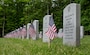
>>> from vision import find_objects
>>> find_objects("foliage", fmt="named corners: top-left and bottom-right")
top-left (0, 0), bottom-right (90, 36)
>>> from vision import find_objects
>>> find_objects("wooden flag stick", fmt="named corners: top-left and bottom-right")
top-left (48, 38), bottom-right (51, 48)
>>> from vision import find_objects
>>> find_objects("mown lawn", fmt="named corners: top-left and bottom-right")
top-left (0, 36), bottom-right (90, 55)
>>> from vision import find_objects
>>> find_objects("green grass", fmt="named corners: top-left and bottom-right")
top-left (0, 36), bottom-right (90, 55)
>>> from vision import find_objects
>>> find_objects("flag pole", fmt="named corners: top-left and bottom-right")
top-left (48, 13), bottom-right (53, 48)
top-left (48, 38), bottom-right (51, 48)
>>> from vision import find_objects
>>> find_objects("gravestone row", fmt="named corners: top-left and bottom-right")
top-left (4, 3), bottom-right (82, 47)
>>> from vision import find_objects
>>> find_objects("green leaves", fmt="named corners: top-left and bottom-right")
top-left (0, 0), bottom-right (90, 36)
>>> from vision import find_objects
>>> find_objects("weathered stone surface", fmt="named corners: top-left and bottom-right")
top-left (63, 3), bottom-right (80, 46)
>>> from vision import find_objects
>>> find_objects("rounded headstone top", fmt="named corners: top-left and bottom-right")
top-left (58, 29), bottom-right (63, 33)
top-left (43, 15), bottom-right (53, 21)
top-left (44, 15), bottom-right (52, 18)
top-left (17, 28), bottom-right (19, 30)
top-left (64, 3), bottom-right (78, 11)
top-left (20, 27), bottom-right (22, 29)
top-left (27, 23), bottom-right (31, 25)
top-left (15, 29), bottom-right (17, 31)
top-left (34, 20), bottom-right (39, 21)
top-left (81, 26), bottom-right (84, 28)
top-left (40, 31), bottom-right (42, 34)
top-left (23, 25), bottom-right (26, 28)
top-left (33, 20), bottom-right (39, 22)
top-left (52, 0), bottom-right (57, 2)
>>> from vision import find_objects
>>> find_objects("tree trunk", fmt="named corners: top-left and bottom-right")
top-left (2, 16), bottom-right (5, 37)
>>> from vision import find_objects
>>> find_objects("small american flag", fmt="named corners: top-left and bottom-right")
top-left (19, 28), bottom-right (22, 37)
top-left (22, 27), bottom-right (26, 36)
top-left (45, 16), bottom-right (57, 40)
top-left (29, 23), bottom-right (36, 37)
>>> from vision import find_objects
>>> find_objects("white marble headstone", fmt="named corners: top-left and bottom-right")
top-left (20, 27), bottom-right (22, 39)
top-left (43, 15), bottom-right (53, 42)
top-left (27, 23), bottom-right (31, 39)
top-left (58, 28), bottom-right (63, 38)
top-left (22, 25), bottom-right (26, 39)
top-left (33, 20), bottom-right (39, 40)
top-left (39, 31), bottom-right (43, 38)
top-left (63, 3), bottom-right (80, 46)
top-left (17, 28), bottom-right (19, 38)
top-left (80, 26), bottom-right (84, 39)
top-left (17, 28), bottom-right (20, 38)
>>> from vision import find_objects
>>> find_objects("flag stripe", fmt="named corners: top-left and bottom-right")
top-left (29, 23), bottom-right (36, 37)
top-left (45, 16), bottom-right (57, 40)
